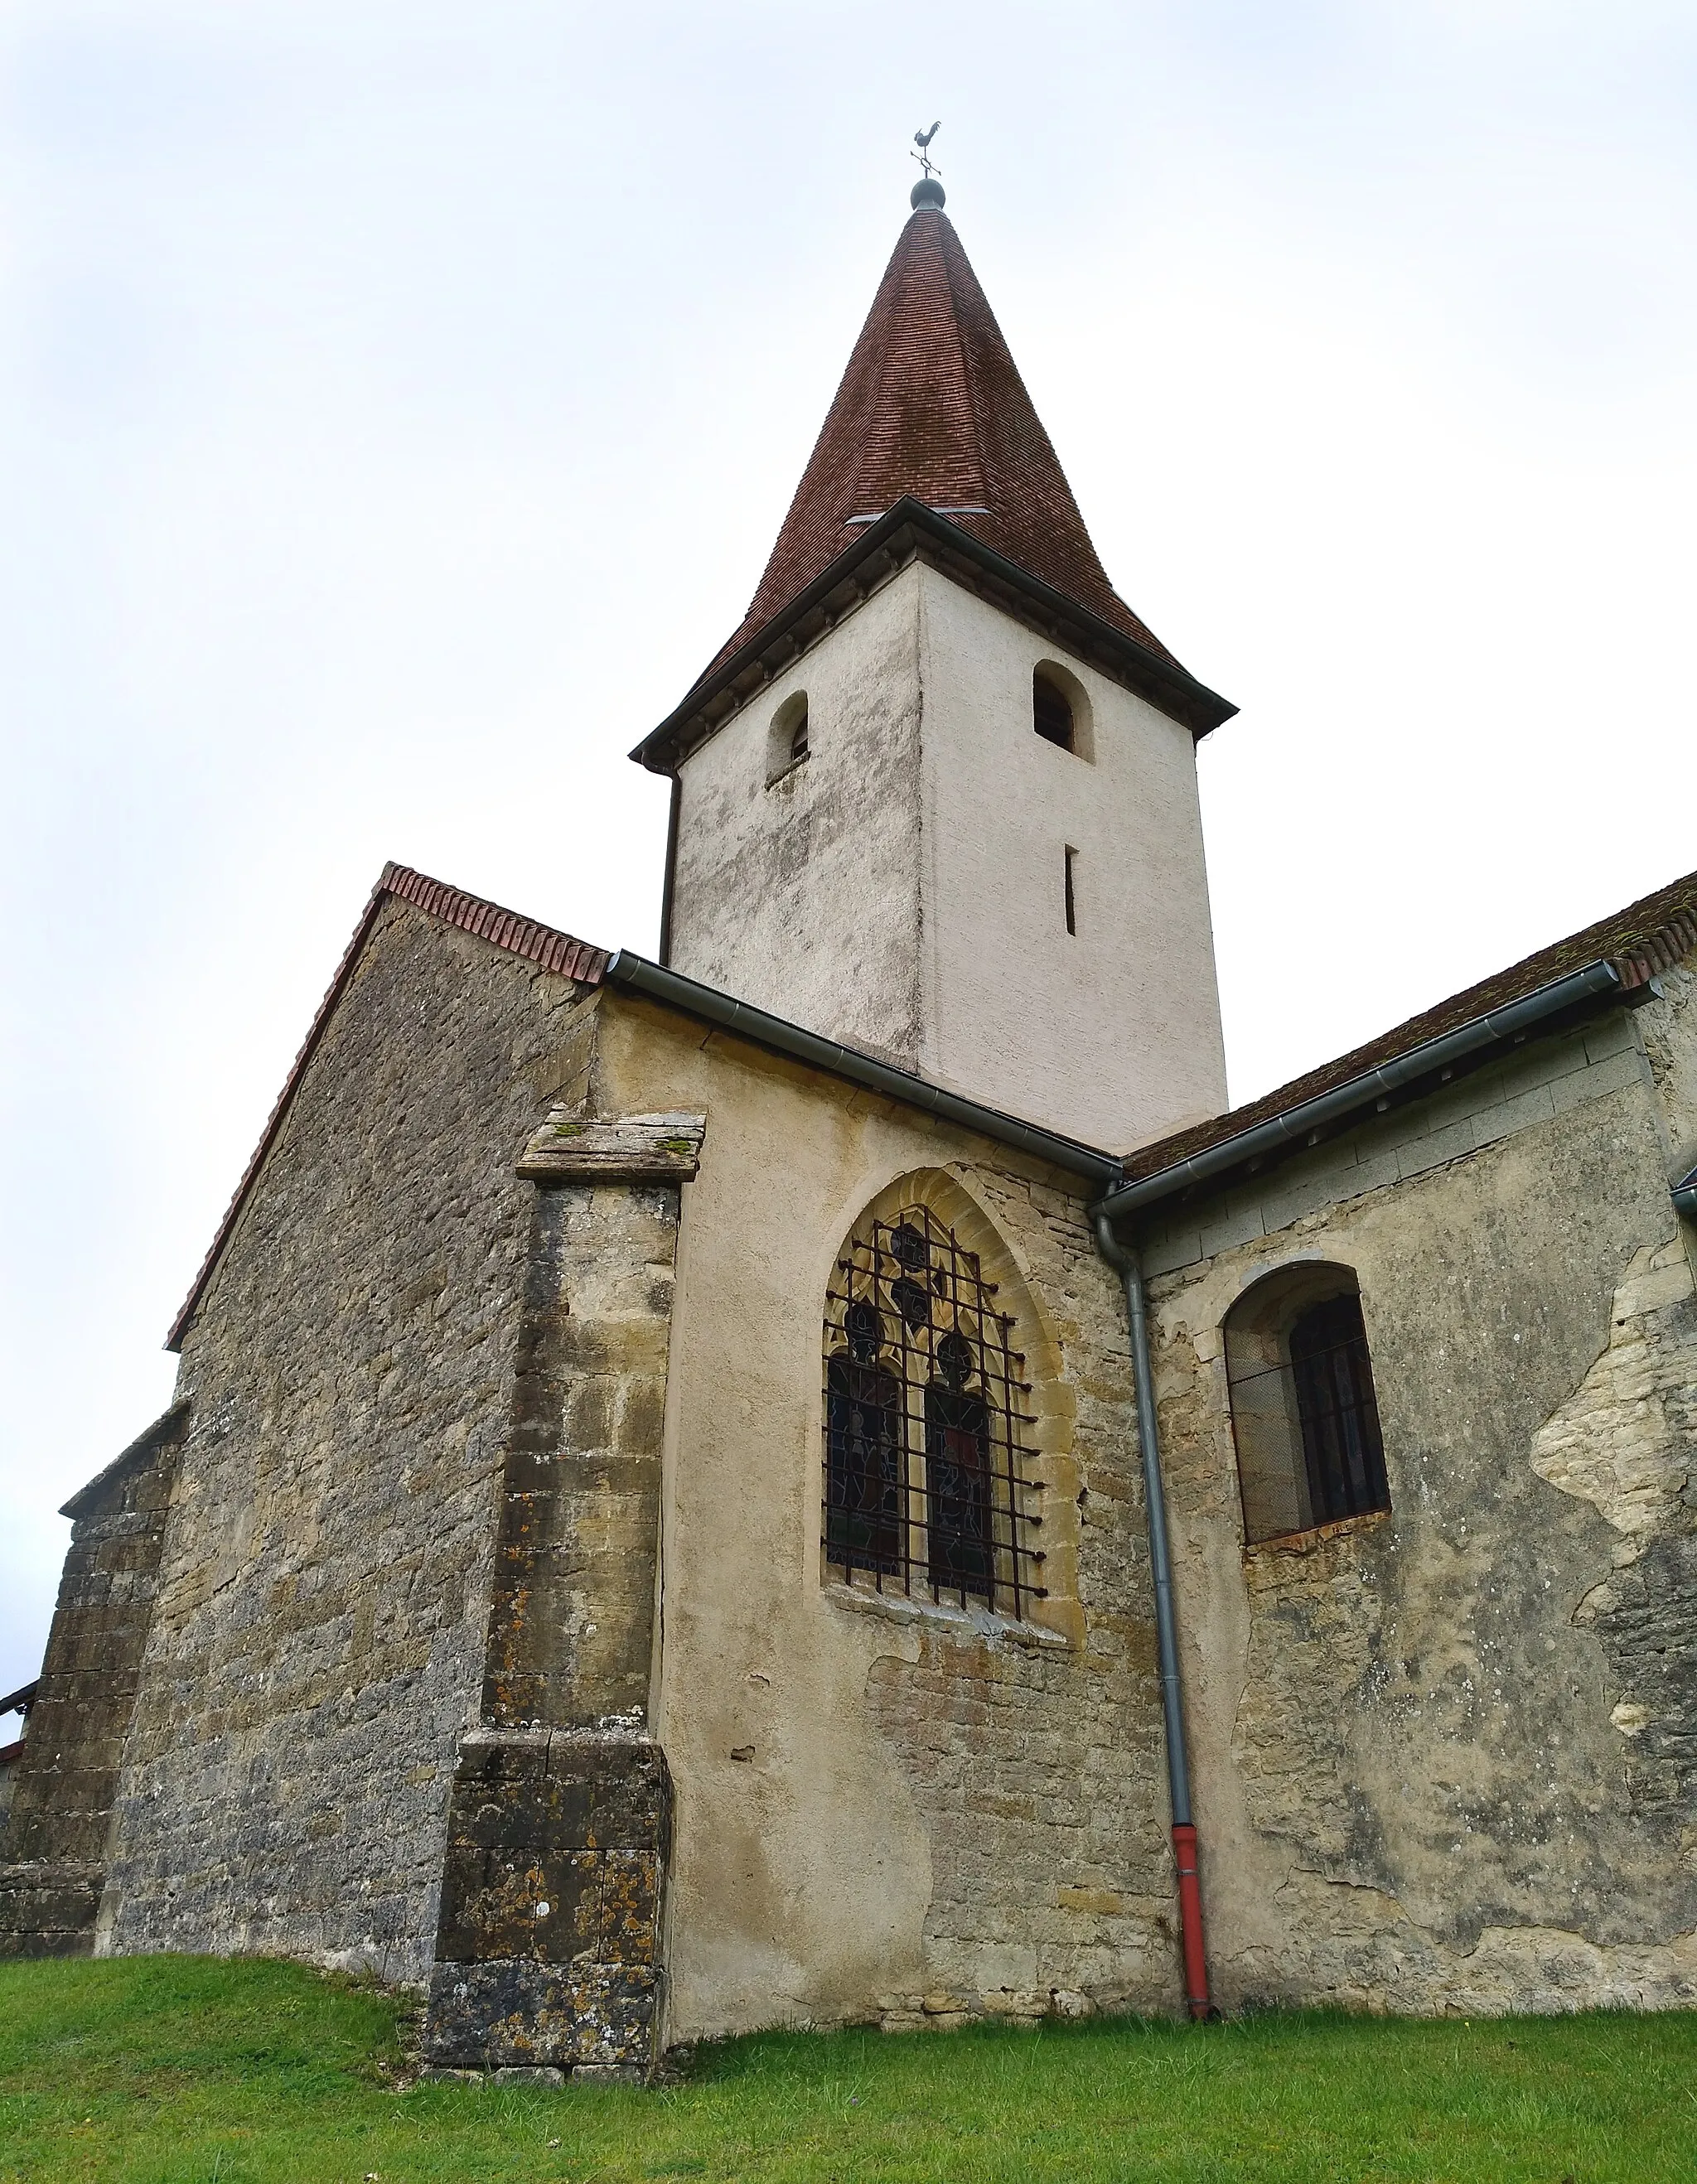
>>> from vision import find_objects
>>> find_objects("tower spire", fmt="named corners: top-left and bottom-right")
top-left (702, 194), bottom-right (1178, 679)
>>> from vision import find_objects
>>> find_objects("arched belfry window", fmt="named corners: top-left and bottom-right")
top-left (1224, 1264), bottom-right (1390, 1545)
top-left (824, 1203), bottom-right (1042, 1616)
top-left (1032, 670), bottom-right (1074, 751)
top-left (767, 692), bottom-right (809, 783)
top-left (1031, 662), bottom-right (1094, 761)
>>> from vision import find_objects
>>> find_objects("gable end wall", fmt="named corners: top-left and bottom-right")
top-left (98, 900), bottom-right (596, 1983)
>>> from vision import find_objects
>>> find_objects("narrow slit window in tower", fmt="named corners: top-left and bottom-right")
top-left (1064, 846), bottom-right (1078, 935)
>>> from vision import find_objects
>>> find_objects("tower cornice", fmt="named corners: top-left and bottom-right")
top-left (630, 496), bottom-right (1236, 776)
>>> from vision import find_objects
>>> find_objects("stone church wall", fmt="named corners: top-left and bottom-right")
top-left (97, 900), bottom-right (596, 1983)
top-left (1142, 992), bottom-right (1697, 2015)
top-left (668, 567), bottom-right (926, 1071)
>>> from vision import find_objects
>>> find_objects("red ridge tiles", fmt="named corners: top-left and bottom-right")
top-left (382, 863), bottom-right (610, 986)
top-left (705, 205), bottom-right (1177, 678)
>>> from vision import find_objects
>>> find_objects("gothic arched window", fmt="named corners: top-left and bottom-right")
top-left (824, 1204), bottom-right (1042, 1616)
top-left (824, 1301), bottom-right (903, 1575)
top-left (926, 1331), bottom-right (993, 1594)
top-left (1224, 1264), bottom-right (1390, 1545)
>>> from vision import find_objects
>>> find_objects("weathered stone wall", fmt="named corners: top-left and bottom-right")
top-left (858, 1165), bottom-right (1175, 2027)
top-left (0, 1413), bottom-right (184, 1956)
top-left (669, 565), bottom-right (926, 1070)
top-left (1641, 959), bottom-right (1697, 1198)
top-left (1143, 994), bottom-right (1697, 2014)
top-left (99, 901), bottom-right (595, 1983)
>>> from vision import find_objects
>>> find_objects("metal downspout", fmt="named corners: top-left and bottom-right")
top-left (1091, 1210), bottom-right (1212, 2020)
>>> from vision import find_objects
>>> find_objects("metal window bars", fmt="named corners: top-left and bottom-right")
top-left (823, 1205), bottom-right (1043, 1618)
top-left (1287, 1296), bottom-right (1389, 1524)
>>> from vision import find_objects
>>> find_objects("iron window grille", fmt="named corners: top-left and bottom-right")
top-left (1286, 1294), bottom-right (1388, 1523)
top-left (1227, 1291), bottom-right (1389, 1532)
top-left (824, 1206), bottom-right (1043, 1617)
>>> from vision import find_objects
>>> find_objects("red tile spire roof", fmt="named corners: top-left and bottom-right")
top-left (707, 201), bottom-right (1178, 675)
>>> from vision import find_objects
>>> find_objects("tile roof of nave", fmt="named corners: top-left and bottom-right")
top-left (1122, 866), bottom-right (1697, 1182)
top-left (699, 201), bottom-right (1180, 683)
top-left (165, 859), bottom-right (1697, 1352)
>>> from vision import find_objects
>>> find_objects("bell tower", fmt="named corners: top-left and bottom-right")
top-left (631, 176), bottom-right (1235, 1154)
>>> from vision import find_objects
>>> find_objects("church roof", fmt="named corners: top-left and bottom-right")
top-left (1119, 864), bottom-right (1697, 1191)
top-left (633, 201), bottom-right (1237, 771)
top-left (167, 857), bottom-right (1696, 1351)
top-left (701, 201), bottom-right (1181, 683)
top-left (630, 191), bottom-right (1241, 769)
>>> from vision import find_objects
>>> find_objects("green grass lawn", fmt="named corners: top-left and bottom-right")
top-left (1, 1956), bottom-right (1692, 2183)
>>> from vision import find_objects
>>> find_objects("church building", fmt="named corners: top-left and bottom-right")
top-left (3, 174), bottom-right (1694, 2073)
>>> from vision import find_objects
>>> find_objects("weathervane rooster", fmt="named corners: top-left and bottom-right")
top-left (911, 121), bottom-right (941, 181)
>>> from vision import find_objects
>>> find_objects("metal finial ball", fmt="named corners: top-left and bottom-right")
top-left (910, 176), bottom-right (946, 210)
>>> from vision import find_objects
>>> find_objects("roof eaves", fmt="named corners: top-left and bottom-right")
top-left (1110, 880), bottom-right (1697, 1210)
top-left (604, 948), bottom-right (1122, 1189)
top-left (164, 865), bottom-right (609, 1352)
top-left (1097, 959), bottom-right (1627, 1226)
top-left (631, 498), bottom-right (1236, 775)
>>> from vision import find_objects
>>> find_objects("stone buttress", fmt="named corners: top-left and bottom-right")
top-left (0, 1408), bottom-right (187, 1956)
top-left (422, 1111), bottom-right (706, 2077)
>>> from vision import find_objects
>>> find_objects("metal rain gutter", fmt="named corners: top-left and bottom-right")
top-left (602, 953), bottom-right (1123, 1190)
top-left (1675, 1169), bottom-right (1697, 1221)
top-left (1090, 1213), bottom-right (1211, 2018)
top-left (1095, 959), bottom-right (1625, 1226)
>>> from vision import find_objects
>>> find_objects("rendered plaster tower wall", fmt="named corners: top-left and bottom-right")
top-left (667, 568), bottom-right (926, 1073)
top-left (665, 559), bottom-right (1227, 1153)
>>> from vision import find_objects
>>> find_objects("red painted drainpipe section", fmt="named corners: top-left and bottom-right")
top-left (1172, 1824), bottom-right (1209, 2017)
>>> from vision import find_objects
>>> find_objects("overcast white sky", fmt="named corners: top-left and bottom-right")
top-left (3, 0), bottom-right (1694, 1694)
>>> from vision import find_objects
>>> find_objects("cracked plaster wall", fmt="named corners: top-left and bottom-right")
top-left (1148, 991), bottom-right (1697, 2015)
top-left (588, 999), bottom-right (1177, 2039)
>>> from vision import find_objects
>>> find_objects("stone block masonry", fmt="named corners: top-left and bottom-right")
top-left (0, 1407), bottom-right (186, 1957)
top-left (423, 1113), bottom-right (703, 2076)
top-left (97, 903), bottom-right (599, 1983)
top-left (423, 1727), bottom-right (670, 2072)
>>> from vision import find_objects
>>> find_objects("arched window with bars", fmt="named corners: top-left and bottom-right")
top-left (1224, 1263), bottom-right (1390, 1545)
top-left (824, 1200), bottom-right (1043, 1618)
